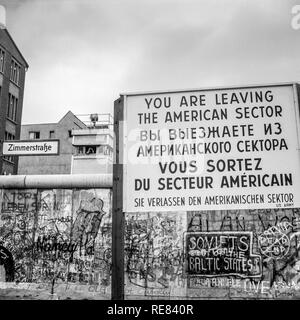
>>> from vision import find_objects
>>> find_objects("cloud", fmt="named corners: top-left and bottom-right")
top-left (1, 0), bottom-right (299, 123)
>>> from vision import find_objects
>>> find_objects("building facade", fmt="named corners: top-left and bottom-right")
top-left (18, 111), bottom-right (86, 174)
top-left (0, 28), bottom-right (28, 175)
top-left (71, 114), bottom-right (113, 174)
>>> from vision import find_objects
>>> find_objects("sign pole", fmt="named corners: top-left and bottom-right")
top-left (112, 96), bottom-right (125, 300)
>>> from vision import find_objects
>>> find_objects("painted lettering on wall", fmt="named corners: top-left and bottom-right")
top-left (185, 232), bottom-right (262, 278)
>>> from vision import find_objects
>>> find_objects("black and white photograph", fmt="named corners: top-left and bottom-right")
top-left (0, 0), bottom-right (300, 310)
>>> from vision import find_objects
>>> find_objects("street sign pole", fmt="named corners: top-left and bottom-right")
top-left (112, 96), bottom-right (125, 300)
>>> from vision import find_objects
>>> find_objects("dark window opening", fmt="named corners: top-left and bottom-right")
top-left (10, 58), bottom-right (21, 85)
top-left (29, 131), bottom-right (40, 139)
top-left (0, 48), bottom-right (5, 72)
top-left (76, 145), bottom-right (97, 155)
top-left (3, 131), bottom-right (15, 163)
top-left (7, 93), bottom-right (18, 122)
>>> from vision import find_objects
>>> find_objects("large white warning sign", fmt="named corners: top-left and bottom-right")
top-left (122, 84), bottom-right (300, 212)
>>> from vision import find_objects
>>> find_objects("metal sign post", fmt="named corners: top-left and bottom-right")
top-left (112, 96), bottom-right (125, 300)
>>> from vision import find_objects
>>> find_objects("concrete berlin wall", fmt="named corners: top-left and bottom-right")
top-left (1, 180), bottom-right (300, 299)
top-left (125, 209), bottom-right (300, 299)
top-left (0, 187), bottom-right (112, 299)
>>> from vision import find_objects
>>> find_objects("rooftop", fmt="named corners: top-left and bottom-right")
top-left (75, 113), bottom-right (113, 129)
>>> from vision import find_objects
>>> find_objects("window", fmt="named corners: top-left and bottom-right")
top-left (29, 131), bottom-right (40, 139)
top-left (3, 131), bottom-right (15, 163)
top-left (98, 145), bottom-right (104, 154)
top-left (68, 130), bottom-right (72, 138)
top-left (5, 131), bottom-right (15, 140)
top-left (104, 146), bottom-right (110, 155)
top-left (7, 93), bottom-right (18, 122)
top-left (86, 146), bottom-right (96, 154)
top-left (49, 131), bottom-right (55, 138)
top-left (76, 145), bottom-right (97, 155)
top-left (10, 58), bottom-right (21, 85)
top-left (0, 48), bottom-right (5, 73)
top-left (78, 146), bottom-right (84, 154)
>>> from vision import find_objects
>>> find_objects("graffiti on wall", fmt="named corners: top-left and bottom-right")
top-left (185, 232), bottom-right (262, 278)
top-left (1, 186), bottom-right (300, 299)
top-left (258, 223), bottom-right (291, 259)
top-left (185, 209), bottom-right (300, 298)
top-left (124, 208), bottom-right (300, 299)
top-left (0, 245), bottom-right (14, 282)
top-left (0, 188), bottom-right (112, 297)
top-left (124, 212), bottom-right (186, 297)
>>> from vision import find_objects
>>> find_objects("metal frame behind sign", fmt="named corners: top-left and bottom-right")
top-left (293, 83), bottom-right (300, 151)
top-left (112, 96), bottom-right (125, 300)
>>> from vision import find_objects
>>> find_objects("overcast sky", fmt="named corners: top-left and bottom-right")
top-left (1, 0), bottom-right (300, 124)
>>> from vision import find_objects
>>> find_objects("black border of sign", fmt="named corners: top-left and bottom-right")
top-left (2, 139), bottom-right (60, 156)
